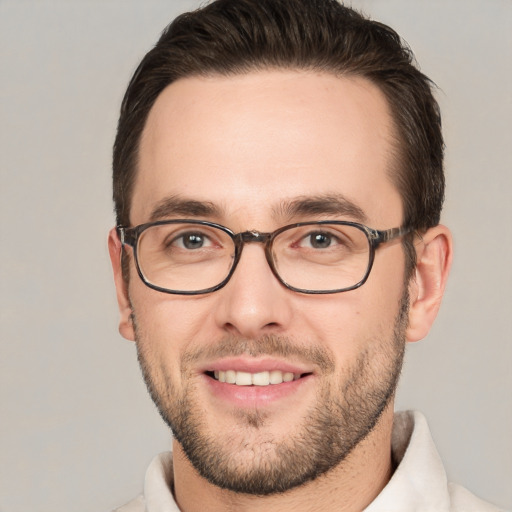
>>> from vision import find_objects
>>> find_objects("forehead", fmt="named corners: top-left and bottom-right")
top-left (133, 70), bottom-right (402, 228)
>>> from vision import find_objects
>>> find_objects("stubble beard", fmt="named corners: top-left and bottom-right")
top-left (133, 292), bottom-right (408, 495)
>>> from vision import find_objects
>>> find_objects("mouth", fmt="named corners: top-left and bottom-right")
top-left (202, 359), bottom-right (315, 407)
top-left (205, 369), bottom-right (311, 386)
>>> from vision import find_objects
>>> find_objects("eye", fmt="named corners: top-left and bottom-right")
top-left (299, 231), bottom-right (340, 249)
top-left (171, 232), bottom-right (213, 250)
top-left (308, 232), bottom-right (332, 249)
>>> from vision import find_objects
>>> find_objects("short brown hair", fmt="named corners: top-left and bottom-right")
top-left (113, 0), bottom-right (444, 252)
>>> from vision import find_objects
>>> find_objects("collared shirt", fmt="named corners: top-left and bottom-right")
top-left (114, 411), bottom-right (503, 512)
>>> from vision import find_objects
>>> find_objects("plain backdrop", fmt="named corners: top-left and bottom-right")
top-left (1, 1), bottom-right (511, 511)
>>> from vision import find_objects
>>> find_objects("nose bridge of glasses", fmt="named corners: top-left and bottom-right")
top-left (235, 230), bottom-right (275, 269)
top-left (231, 230), bottom-right (280, 287)
top-left (239, 230), bottom-right (272, 244)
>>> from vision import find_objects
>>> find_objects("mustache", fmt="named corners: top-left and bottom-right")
top-left (181, 334), bottom-right (335, 373)
top-left (130, 308), bottom-right (335, 372)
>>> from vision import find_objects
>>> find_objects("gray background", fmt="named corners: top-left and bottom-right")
top-left (1, 0), bottom-right (510, 510)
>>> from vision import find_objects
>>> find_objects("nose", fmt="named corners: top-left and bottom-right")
top-left (213, 243), bottom-right (293, 339)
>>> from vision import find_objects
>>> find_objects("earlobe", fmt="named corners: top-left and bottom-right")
top-left (108, 228), bottom-right (136, 342)
top-left (406, 225), bottom-right (453, 342)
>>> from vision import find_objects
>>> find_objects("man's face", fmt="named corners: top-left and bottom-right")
top-left (121, 71), bottom-right (410, 494)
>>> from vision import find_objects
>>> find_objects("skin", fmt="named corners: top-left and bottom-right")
top-left (109, 70), bottom-right (452, 511)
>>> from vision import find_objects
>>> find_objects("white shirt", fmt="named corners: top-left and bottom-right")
top-left (114, 411), bottom-right (503, 512)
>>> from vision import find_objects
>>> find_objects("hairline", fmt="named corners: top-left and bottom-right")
top-left (128, 66), bottom-right (407, 227)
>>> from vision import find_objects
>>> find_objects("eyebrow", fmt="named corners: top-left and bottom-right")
top-left (274, 194), bottom-right (368, 223)
top-left (148, 193), bottom-right (367, 225)
top-left (149, 195), bottom-right (223, 222)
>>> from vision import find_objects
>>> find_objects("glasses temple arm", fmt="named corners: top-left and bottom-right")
top-left (116, 226), bottom-right (137, 247)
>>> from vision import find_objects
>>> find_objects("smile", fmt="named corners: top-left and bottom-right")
top-left (210, 370), bottom-right (304, 386)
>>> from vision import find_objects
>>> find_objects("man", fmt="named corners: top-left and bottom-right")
top-left (108, 0), bottom-right (500, 510)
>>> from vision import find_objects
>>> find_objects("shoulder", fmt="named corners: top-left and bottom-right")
top-left (112, 494), bottom-right (145, 512)
top-left (449, 483), bottom-right (507, 512)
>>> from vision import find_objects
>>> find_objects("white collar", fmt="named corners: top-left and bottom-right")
top-left (123, 411), bottom-right (493, 512)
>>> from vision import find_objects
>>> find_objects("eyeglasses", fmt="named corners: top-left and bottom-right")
top-left (117, 220), bottom-right (412, 295)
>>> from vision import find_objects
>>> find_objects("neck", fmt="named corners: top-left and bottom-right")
top-left (172, 406), bottom-right (395, 512)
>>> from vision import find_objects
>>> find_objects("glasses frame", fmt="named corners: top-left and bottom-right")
top-left (117, 219), bottom-right (413, 295)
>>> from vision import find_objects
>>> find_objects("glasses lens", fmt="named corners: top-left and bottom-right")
top-left (137, 223), bottom-right (235, 292)
top-left (272, 223), bottom-right (371, 292)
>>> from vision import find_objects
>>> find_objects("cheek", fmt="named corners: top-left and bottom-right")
top-left (129, 280), bottom-right (217, 357)
top-left (296, 264), bottom-right (406, 358)
top-left (297, 295), bottom-right (385, 344)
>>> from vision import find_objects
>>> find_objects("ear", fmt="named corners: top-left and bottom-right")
top-left (406, 225), bottom-right (453, 342)
top-left (108, 227), bottom-right (136, 341)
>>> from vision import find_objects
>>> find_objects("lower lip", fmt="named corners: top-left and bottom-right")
top-left (203, 373), bottom-right (313, 408)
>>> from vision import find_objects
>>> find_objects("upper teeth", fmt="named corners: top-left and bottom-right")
top-left (213, 370), bottom-right (301, 386)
